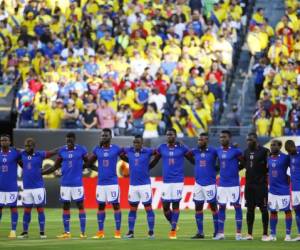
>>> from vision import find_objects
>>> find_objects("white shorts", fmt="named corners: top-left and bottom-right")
top-left (60, 186), bottom-right (84, 202)
top-left (128, 184), bottom-right (152, 204)
top-left (193, 184), bottom-right (216, 203)
top-left (217, 186), bottom-right (241, 205)
top-left (96, 185), bottom-right (119, 204)
top-left (0, 192), bottom-right (18, 206)
top-left (268, 193), bottom-right (291, 211)
top-left (292, 191), bottom-right (300, 207)
top-left (161, 182), bottom-right (184, 202)
top-left (23, 188), bottom-right (46, 206)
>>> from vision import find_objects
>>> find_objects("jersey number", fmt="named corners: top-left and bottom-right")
top-left (103, 160), bottom-right (109, 167)
top-left (169, 158), bottom-right (175, 166)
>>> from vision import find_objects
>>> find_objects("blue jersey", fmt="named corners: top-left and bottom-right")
top-left (21, 151), bottom-right (46, 189)
top-left (124, 147), bottom-right (154, 186)
top-left (59, 145), bottom-right (88, 187)
top-left (268, 153), bottom-right (290, 195)
top-left (0, 148), bottom-right (20, 192)
top-left (217, 147), bottom-right (242, 187)
top-left (157, 143), bottom-right (189, 183)
top-left (93, 144), bottom-right (121, 185)
top-left (192, 146), bottom-right (217, 186)
top-left (289, 147), bottom-right (300, 191)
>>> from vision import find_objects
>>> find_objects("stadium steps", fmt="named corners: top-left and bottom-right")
top-left (220, 0), bottom-right (285, 127)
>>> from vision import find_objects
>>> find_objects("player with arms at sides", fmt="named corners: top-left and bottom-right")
top-left (18, 138), bottom-right (59, 239)
top-left (150, 128), bottom-right (194, 239)
top-left (122, 135), bottom-right (156, 239)
top-left (266, 139), bottom-right (292, 241)
top-left (190, 132), bottom-right (218, 239)
top-left (0, 134), bottom-right (21, 238)
top-left (285, 140), bottom-right (300, 241)
top-left (214, 130), bottom-right (243, 241)
top-left (42, 132), bottom-right (89, 239)
top-left (88, 128), bottom-right (127, 239)
top-left (242, 133), bottom-right (269, 241)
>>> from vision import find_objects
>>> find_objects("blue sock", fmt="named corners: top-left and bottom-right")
top-left (23, 207), bottom-right (32, 232)
top-left (234, 205), bottom-right (242, 234)
top-left (212, 211), bottom-right (218, 235)
top-left (171, 209), bottom-right (180, 230)
top-left (79, 209), bottom-right (86, 233)
top-left (145, 206), bottom-right (155, 232)
top-left (0, 207), bottom-right (2, 222)
top-left (295, 207), bottom-right (300, 234)
top-left (63, 210), bottom-right (70, 233)
top-left (285, 211), bottom-right (292, 235)
top-left (128, 209), bottom-right (137, 232)
top-left (270, 212), bottom-right (278, 235)
top-left (195, 211), bottom-right (203, 234)
top-left (10, 208), bottom-right (18, 231)
top-left (114, 210), bottom-right (122, 231)
top-left (37, 208), bottom-right (45, 232)
top-left (218, 205), bottom-right (226, 234)
top-left (164, 210), bottom-right (172, 224)
top-left (97, 210), bottom-right (106, 231)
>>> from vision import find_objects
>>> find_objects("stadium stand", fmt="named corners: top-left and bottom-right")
top-left (0, 0), bottom-right (252, 136)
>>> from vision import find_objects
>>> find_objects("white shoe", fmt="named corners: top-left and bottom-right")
top-left (235, 233), bottom-right (242, 241)
top-left (213, 233), bottom-right (225, 240)
top-left (243, 234), bottom-right (253, 240)
top-left (292, 236), bottom-right (300, 241)
top-left (284, 235), bottom-right (292, 241)
top-left (261, 235), bottom-right (269, 241)
top-left (268, 235), bottom-right (277, 241)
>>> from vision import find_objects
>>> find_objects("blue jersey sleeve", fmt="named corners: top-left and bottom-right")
top-left (156, 145), bottom-right (163, 155)
top-left (81, 146), bottom-right (88, 157)
top-left (39, 151), bottom-right (47, 160)
top-left (181, 144), bottom-right (189, 155)
top-left (92, 146), bottom-right (98, 155)
top-left (235, 148), bottom-right (243, 158)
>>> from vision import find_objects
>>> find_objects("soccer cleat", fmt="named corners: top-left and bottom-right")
top-left (148, 231), bottom-right (155, 239)
top-left (80, 233), bottom-right (87, 239)
top-left (17, 232), bottom-right (28, 239)
top-left (114, 230), bottom-right (121, 239)
top-left (92, 231), bottom-right (105, 239)
top-left (40, 232), bottom-right (47, 239)
top-left (213, 233), bottom-right (225, 240)
top-left (243, 234), bottom-right (253, 240)
top-left (261, 235), bottom-right (269, 241)
top-left (191, 233), bottom-right (205, 239)
top-left (284, 235), bottom-right (292, 241)
top-left (175, 225), bottom-right (180, 231)
top-left (267, 235), bottom-right (277, 241)
top-left (56, 232), bottom-right (71, 239)
top-left (124, 231), bottom-right (134, 239)
top-left (8, 230), bottom-right (17, 239)
top-left (235, 233), bottom-right (243, 241)
top-left (292, 236), bottom-right (300, 241)
top-left (168, 230), bottom-right (177, 240)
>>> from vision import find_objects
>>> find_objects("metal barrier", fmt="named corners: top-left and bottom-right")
top-left (208, 126), bottom-right (253, 136)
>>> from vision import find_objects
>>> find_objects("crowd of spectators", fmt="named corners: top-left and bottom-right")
top-left (0, 0), bottom-right (248, 137)
top-left (248, 0), bottom-right (300, 137)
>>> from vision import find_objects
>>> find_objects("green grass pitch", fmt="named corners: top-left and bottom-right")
top-left (0, 209), bottom-right (299, 250)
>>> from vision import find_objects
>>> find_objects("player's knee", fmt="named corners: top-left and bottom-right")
top-left (285, 210), bottom-right (292, 217)
top-left (98, 203), bottom-right (106, 211)
top-left (112, 203), bottom-right (120, 211)
top-left (129, 203), bottom-right (138, 211)
top-left (247, 206), bottom-right (255, 213)
top-left (24, 207), bottom-right (32, 213)
top-left (76, 201), bottom-right (84, 210)
top-left (36, 207), bottom-right (44, 213)
top-left (144, 204), bottom-right (152, 211)
top-left (195, 202), bottom-right (204, 212)
top-left (172, 202), bottom-right (180, 210)
top-left (233, 204), bottom-right (241, 209)
top-left (10, 207), bottom-right (17, 212)
top-left (63, 202), bottom-right (71, 210)
top-left (219, 204), bottom-right (226, 211)
top-left (162, 202), bottom-right (170, 212)
top-left (259, 206), bottom-right (268, 213)
top-left (209, 202), bottom-right (218, 212)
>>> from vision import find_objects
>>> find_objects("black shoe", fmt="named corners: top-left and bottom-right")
top-left (148, 230), bottom-right (155, 239)
top-left (124, 231), bottom-right (134, 239)
top-left (191, 233), bottom-right (205, 239)
top-left (18, 232), bottom-right (29, 239)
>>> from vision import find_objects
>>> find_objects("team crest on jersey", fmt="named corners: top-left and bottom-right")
top-left (201, 153), bottom-right (205, 158)
top-left (68, 154), bottom-right (73, 159)
top-left (292, 158), bottom-right (295, 164)
top-left (28, 156), bottom-right (32, 160)
top-left (250, 155), bottom-right (254, 160)
top-left (169, 151), bottom-right (174, 156)
top-left (104, 152), bottom-right (109, 157)
top-left (222, 153), bottom-right (226, 159)
top-left (272, 162), bottom-right (276, 168)
top-left (135, 152), bottom-right (140, 157)
top-left (2, 158), bottom-right (7, 163)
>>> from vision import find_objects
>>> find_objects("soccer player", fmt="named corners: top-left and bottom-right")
top-left (243, 133), bottom-right (269, 241)
top-left (89, 128), bottom-right (125, 239)
top-left (285, 140), bottom-right (300, 241)
top-left (214, 130), bottom-right (243, 240)
top-left (18, 138), bottom-right (59, 239)
top-left (267, 139), bottom-right (292, 241)
top-left (43, 132), bottom-right (89, 239)
top-left (150, 128), bottom-right (193, 239)
top-left (190, 132), bottom-right (218, 239)
top-left (123, 135), bottom-right (155, 239)
top-left (0, 134), bottom-right (20, 238)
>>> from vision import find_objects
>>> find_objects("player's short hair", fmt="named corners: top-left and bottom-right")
top-left (199, 132), bottom-right (208, 137)
top-left (134, 135), bottom-right (143, 140)
top-left (285, 140), bottom-right (295, 147)
top-left (102, 128), bottom-right (112, 136)
top-left (0, 134), bottom-right (10, 139)
top-left (247, 132), bottom-right (257, 138)
top-left (66, 132), bottom-right (76, 139)
top-left (25, 137), bottom-right (35, 145)
top-left (166, 128), bottom-right (177, 135)
top-left (220, 130), bottom-right (231, 137)
top-left (272, 139), bottom-right (282, 147)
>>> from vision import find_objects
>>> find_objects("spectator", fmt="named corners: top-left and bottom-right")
top-left (252, 58), bottom-right (267, 100)
top-left (79, 102), bottom-right (97, 130)
top-left (63, 99), bottom-right (80, 129)
top-left (116, 105), bottom-right (132, 136)
top-left (269, 108), bottom-right (285, 137)
top-left (44, 99), bottom-right (64, 129)
top-left (143, 103), bottom-right (160, 138)
top-left (96, 99), bottom-right (116, 130)
top-left (255, 109), bottom-right (270, 136)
